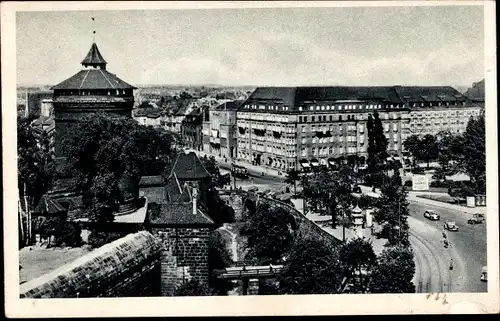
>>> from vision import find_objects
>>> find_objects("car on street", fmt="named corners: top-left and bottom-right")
top-left (444, 221), bottom-right (459, 232)
top-left (468, 213), bottom-right (485, 225)
top-left (423, 210), bottom-right (440, 221)
top-left (481, 266), bottom-right (488, 282)
top-left (248, 186), bottom-right (259, 192)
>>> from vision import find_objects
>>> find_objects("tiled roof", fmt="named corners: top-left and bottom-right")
top-left (133, 108), bottom-right (162, 118)
top-left (81, 43), bottom-right (107, 65)
top-left (33, 195), bottom-right (67, 215)
top-left (147, 202), bottom-right (215, 226)
top-left (51, 69), bottom-right (136, 90)
top-left (240, 86), bottom-right (470, 113)
top-left (164, 173), bottom-right (192, 202)
top-left (169, 152), bottom-right (210, 181)
top-left (139, 175), bottom-right (164, 187)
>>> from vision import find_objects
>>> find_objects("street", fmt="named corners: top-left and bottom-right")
top-left (408, 202), bottom-right (487, 293)
top-left (219, 165), bottom-right (488, 293)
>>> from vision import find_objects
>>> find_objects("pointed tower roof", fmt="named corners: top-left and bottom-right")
top-left (81, 43), bottom-right (107, 66)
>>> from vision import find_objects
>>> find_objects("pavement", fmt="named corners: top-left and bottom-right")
top-left (290, 198), bottom-right (388, 255)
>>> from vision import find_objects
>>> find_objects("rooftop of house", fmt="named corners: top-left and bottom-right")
top-left (146, 202), bottom-right (214, 226)
top-left (169, 151), bottom-right (210, 181)
top-left (33, 195), bottom-right (66, 215)
top-left (239, 85), bottom-right (471, 113)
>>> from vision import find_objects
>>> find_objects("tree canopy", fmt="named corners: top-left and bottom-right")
top-left (303, 165), bottom-right (354, 229)
top-left (208, 231), bottom-right (234, 295)
top-left (61, 113), bottom-right (179, 222)
top-left (366, 111), bottom-right (389, 189)
top-left (278, 237), bottom-right (344, 294)
top-left (370, 246), bottom-right (416, 293)
top-left (17, 115), bottom-right (56, 208)
top-left (339, 237), bottom-right (376, 293)
top-left (240, 202), bottom-right (295, 265)
top-left (284, 169), bottom-right (301, 196)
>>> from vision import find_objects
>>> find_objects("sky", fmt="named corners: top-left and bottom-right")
top-left (16, 5), bottom-right (485, 87)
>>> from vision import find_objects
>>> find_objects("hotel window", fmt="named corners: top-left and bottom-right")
top-left (327, 106), bottom-right (330, 110)
top-left (312, 116), bottom-right (315, 122)
top-left (323, 115), bottom-right (327, 121)
top-left (321, 106), bottom-right (325, 111)
top-left (339, 115), bottom-right (342, 121)
top-left (329, 147), bottom-right (333, 154)
top-left (302, 126), bottom-right (306, 133)
top-left (310, 106), bottom-right (314, 111)
top-left (301, 138), bottom-right (307, 144)
top-left (312, 147), bottom-right (316, 155)
top-left (339, 146), bottom-right (344, 153)
top-left (330, 115), bottom-right (333, 121)
top-left (301, 148), bottom-right (306, 157)
top-left (316, 106), bottom-right (320, 111)
top-left (339, 105), bottom-right (343, 110)
top-left (384, 124), bottom-right (390, 132)
top-left (299, 106), bottom-right (303, 111)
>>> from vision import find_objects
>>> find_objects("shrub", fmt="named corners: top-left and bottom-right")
top-left (174, 279), bottom-right (210, 296)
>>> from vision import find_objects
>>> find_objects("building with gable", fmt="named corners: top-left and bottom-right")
top-left (143, 151), bottom-right (216, 295)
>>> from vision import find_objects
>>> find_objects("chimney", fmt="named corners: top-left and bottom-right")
top-left (192, 187), bottom-right (198, 215)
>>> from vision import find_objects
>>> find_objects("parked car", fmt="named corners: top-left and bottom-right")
top-left (444, 221), bottom-right (459, 232)
top-left (481, 266), bottom-right (488, 282)
top-left (468, 213), bottom-right (485, 225)
top-left (423, 210), bottom-right (440, 221)
top-left (248, 186), bottom-right (259, 192)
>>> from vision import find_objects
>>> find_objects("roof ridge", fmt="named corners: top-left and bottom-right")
top-left (79, 70), bottom-right (90, 89)
top-left (99, 69), bottom-right (115, 89)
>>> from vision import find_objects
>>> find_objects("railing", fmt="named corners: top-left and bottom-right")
top-left (219, 265), bottom-right (283, 280)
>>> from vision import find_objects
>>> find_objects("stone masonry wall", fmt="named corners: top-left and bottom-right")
top-left (20, 231), bottom-right (161, 298)
top-left (151, 227), bottom-right (212, 296)
top-left (220, 190), bottom-right (343, 250)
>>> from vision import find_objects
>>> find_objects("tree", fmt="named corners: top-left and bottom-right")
top-left (17, 116), bottom-right (55, 209)
top-left (284, 169), bottom-right (300, 196)
top-left (434, 131), bottom-right (464, 181)
top-left (278, 237), bottom-right (344, 294)
top-left (61, 113), bottom-right (178, 223)
top-left (460, 113), bottom-right (486, 194)
top-left (370, 246), bottom-right (416, 293)
top-left (208, 231), bottom-right (234, 295)
top-left (240, 202), bottom-right (294, 265)
top-left (303, 165), bottom-right (354, 229)
top-left (174, 279), bottom-right (210, 296)
top-left (403, 135), bottom-right (423, 166)
top-left (420, 134), bottom-right (439, 169)
top-left (339, 238), bottom-right (376, 293)
top-left (367, 111), bottom-right (389, 190)
top-left (374, 170), bottom-right (410, 246)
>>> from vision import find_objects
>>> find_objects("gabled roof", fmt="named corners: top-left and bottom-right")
top-left (169, 152), bottom-right (210, 181)
top-left (139, 175), bottom-right (164, 187)
top-left (33, 195), bottom-right (67, 215)
top-left (147, 202), bottom-right (215, 226)
top-left (81, 43), bottom-right (107, 65)
top-left (164, 173), bottom-right (192, 202)
top-left (51, 69), bottom-right (136, 90)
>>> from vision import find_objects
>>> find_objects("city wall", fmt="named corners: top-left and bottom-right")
top-left (20, 231), bottom-right (161, 298)
top-left (219, 190), bottom-right (343, 249)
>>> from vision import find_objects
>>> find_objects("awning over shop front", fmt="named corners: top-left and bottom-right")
top-left (328, 158), bottom-right (337, 166)
top-left (300, 159), bottom-right (310, 168)
top-left (310, 159), bottom-right (319, 167)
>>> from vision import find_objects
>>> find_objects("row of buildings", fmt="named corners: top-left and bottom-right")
top-left (21, 41), bottom-right (484, 173)
top-left (137, 85), bottom-right (483, 172)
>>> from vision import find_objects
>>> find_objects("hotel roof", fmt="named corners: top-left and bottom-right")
top-left (239, 86), bottom-right (470, 113)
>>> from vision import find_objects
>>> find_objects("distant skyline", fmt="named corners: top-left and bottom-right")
top-left (17, 5), bottom-right (484, 88)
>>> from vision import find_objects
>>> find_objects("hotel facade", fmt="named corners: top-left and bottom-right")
top-left (234, 86), bottom-right (482, 172)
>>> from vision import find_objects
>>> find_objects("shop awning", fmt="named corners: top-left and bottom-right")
top-left (310, 159), bottom-right (319, 167)
top-left (300, 159), bottom-right (310, 168)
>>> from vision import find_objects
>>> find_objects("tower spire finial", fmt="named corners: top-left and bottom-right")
top-left (91, 17), bottom-right (96, 43)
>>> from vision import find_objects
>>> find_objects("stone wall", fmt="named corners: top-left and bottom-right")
top-left (20, 231), bottom-right (161, 298)
top-left (151, 227), bottom-right (212, 296)
top-left (220, 190), bottom-right (343, 249)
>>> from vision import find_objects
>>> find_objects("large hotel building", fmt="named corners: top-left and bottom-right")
top-left (235, 86), bottom-right (482, 171)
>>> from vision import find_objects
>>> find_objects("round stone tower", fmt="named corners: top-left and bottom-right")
top-left (50, 42), bottom-right (137, 157)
